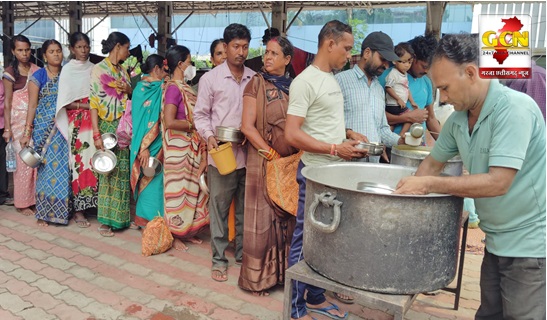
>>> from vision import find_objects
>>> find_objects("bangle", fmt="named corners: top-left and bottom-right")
top-left (330, 144), bottom-right (336, 156)
top-left (4, 129), bottom-right (11, 132)
top-left (25, 123), bottom-right (34, 129)
top-left (23, 128), bottom-right (32, 137)
top-left (77, 102), bottom-right (80, 110)
top-left (93, 132), bottom-right (102, 141)
top-left (267, 147), bottom-right (279, 161)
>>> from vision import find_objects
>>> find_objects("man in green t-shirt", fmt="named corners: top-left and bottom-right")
top-left (395, 34), bottom-right (546, 320)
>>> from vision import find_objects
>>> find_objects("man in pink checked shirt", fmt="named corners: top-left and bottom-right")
top-left (193, 23), bottom-right (256, 282)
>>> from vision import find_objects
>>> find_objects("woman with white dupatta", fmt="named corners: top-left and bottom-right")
top-left (56, 32), bottom-right (98, 228)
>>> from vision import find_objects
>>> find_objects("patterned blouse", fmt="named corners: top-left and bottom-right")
top-left (89, 57), bottom-right (130, 121)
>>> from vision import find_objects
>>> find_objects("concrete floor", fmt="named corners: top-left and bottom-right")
top-left (0, 202), bottom-right (484, 320)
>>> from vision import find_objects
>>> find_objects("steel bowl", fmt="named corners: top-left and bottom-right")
top-left (216, 126), bottom-right (244, 144)
top-left (199, 173), bottom-right (209, 194)
top-left (141, 156), bottom-right (162, 177)
top-left (344, 139), bottom-right (384, 156)
top-left (363, 142), bottom-right (385, 156)
top-left (91, 149), bottom-right (117, 174)
top-left (19, 146), bottom-right (43, 168)
top-left (102, 133), bottom-right (118, 150)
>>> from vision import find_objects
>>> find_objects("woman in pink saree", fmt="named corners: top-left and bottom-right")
top-left (2, 35), bottom-right (38, 216)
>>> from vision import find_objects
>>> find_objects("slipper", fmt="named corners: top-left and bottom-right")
top-left (333, 292), bottom-right (354, 304)
top-left (129, 222), bottom-right (141, 230)
top-left (306, 302), bottom-right (348, 320)
top-left (98, 225), bottom-right (114, 237)
top-left (211, 269), bottom-right (228, 282)
top-left (73, 218), bottom-right (91, 228)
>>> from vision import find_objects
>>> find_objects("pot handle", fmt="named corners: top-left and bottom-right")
top-left (308, 192), bottom-right (342, 234)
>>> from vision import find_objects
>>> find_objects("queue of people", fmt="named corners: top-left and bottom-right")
top-left (1, 19), bottom-right (544, 320)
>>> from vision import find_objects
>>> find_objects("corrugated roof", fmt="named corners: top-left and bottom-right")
top-left (2, 1), bottom-right (443, 20)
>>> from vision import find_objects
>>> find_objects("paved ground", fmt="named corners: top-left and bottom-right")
top-left (0, 203), bottom-right (484, 320)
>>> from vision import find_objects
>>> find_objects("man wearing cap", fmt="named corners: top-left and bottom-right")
top-left (336, 31), bottom-right (404, 163)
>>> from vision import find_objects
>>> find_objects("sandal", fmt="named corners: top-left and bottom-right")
top-left (73, 215), bottom-right (91, 228)
top-left (211, 269), bottom-right (228, 282)
top-left (129, 221), bottom-right (141, 230)
top-left (98, 225), bottom-right (114, 237)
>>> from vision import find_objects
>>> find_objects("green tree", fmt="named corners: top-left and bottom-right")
top-left (247, 47), bottom-right (263, 59)
top-left (349, 18), bottom-right (368, 55)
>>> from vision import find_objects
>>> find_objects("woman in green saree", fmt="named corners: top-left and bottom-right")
top-left (130, 54), bottom-right (168, 226)
top-left (90, 32), bottom-right (132, 237)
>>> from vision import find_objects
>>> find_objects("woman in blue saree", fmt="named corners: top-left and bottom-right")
top-left (130, 54), bottom-right (168, 226)
top-left (20, 40), bottom-right (70, 226)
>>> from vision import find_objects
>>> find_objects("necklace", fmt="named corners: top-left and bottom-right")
top-left (229, 68), bottom-right (244, 84)
top-left (46, 65), bottom-right (60, 78)
top-left (311, 64), bottom-right (325, 72)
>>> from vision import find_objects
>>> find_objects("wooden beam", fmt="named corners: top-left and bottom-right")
top-left (69, 1), bottom-right (83, 34)
top-left (426, 1), bottom-right (447, 39)
top-left (157, 1), bottom-right (173, 56)
top-left (2, 1), bottom-right (15, 67)
top-left (271, 1), bottom-right (287, 35)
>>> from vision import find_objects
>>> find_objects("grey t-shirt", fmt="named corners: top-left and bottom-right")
top-left (287, 66), bottom-right (346, 166)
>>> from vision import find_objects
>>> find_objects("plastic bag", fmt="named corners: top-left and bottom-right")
top-left (116, 100), bottom-right (132, 149)
top-left (141, 214), bottom-right (174, 256)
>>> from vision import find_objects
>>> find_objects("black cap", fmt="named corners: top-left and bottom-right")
top-left (361, 31), bottom-right (399, 62)
top-left (262, 28), bottom-right (281, 44)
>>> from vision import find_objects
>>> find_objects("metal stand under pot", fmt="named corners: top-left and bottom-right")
top-left (282, 162), bottom-right (469, 319)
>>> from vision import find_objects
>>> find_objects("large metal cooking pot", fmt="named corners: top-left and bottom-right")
top-left (391, 145), bottom-right (463, 176)
top-left (302, 163), bottom-right (463, 294)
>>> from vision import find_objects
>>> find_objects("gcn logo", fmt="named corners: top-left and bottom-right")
top-left (478, 15), bottom-right (532, 79)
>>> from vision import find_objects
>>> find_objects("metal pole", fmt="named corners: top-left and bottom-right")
top-left (171, 11), bottom-right (194, 35)
top-left (286, 7), bottom-right (304, 32)
top-left (19, 17), bottom-right (42, 35)
top-left (85, 15), bottom-right (109, 35)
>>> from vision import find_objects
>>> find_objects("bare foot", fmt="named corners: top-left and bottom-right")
top-left (173, 238), bottom-right (188, 251)
top-left (333, 292), bottom-right (354, 304)
top-left (37, 219), bottom-right (48, 227)
top-left (189, 236), bottom-right (202, 244)
top-left (17, 207), bottom-right (35, 216)
top-left (252, 291), bottom-right (270, 297)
